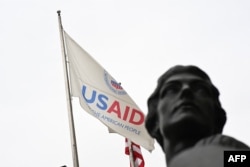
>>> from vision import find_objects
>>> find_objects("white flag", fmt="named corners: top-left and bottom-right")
top-left (64, 31), bottom-right (154, 151)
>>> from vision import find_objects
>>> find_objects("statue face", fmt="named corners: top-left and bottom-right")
top-left (157, 73), bottom-right (217, 139)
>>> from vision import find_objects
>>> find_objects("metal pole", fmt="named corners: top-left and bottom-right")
top-left (128, 139), bottom-right (136, 167)
top-left (57, 10), bottom-right (80, 167)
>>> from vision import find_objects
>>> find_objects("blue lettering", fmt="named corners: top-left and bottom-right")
top-left (97, 94), bottom-right (108, 110)
top-left (82, 85), bottom-right (96, 103)
top-left (82, 85), bottom-right (109, 110)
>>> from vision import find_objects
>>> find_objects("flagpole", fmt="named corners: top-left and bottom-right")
top-left (57, 10), bottom-right (80, 167)
top-left (128, 139), bottom-right (136, 167)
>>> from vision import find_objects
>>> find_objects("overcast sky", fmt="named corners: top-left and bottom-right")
top-left (1, 0), bottom-right (250, 167)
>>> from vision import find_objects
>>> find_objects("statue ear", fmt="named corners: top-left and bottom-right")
top-left (146, 98), bottom-right (164, 149)
top-left (146, 98), bottom-right (159, 136)
top-left (146, 117), bottom-right (164, 150)
top-left (146, 116), bottom-right (160, 137)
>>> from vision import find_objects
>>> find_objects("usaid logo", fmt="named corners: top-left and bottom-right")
top-left (104, 70), bottom-right (127, 95)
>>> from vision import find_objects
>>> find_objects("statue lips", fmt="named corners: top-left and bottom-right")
top-left (172, 102), bottom-right (199, 116)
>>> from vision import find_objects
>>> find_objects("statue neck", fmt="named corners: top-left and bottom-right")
top-left (164, 137), bottom-right (199, 165)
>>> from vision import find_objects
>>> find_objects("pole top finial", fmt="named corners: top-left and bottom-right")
top-left (57, 10), bottom-right (61, 16)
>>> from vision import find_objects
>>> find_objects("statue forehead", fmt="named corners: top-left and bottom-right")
top-left (163, 73), bottom-right (207, 83)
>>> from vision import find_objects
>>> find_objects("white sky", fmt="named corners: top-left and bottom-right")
top-left (1, 0), bottom-right (250, 167)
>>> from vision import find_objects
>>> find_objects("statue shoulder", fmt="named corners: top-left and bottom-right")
top-left (169, 134), bottom-right (249, 167)
top-left (195, 134), bottom-right (249, 149)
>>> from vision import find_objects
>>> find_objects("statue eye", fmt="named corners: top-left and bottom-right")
top-left (160, 83), bottom-right (181, 98)
top-left (192, 82), bottom-right (211, 96)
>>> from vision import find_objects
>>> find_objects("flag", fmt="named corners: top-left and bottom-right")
top-left (63, 31), bottom-right (154, 151)
top-left (125, 138), bottom-right (145, 167)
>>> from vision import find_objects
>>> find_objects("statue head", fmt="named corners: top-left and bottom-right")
top-left (145, 65), bottom-right (226, 150)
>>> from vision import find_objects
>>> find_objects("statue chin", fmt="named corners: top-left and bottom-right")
top-left (162, 116), bottom-right (213, 141)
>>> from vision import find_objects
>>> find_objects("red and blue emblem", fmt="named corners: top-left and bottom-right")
top-left (104, 70), bottom-right (126, 95)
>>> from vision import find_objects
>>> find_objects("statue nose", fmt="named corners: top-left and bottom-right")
top-left (180, 84), bottom-right (194, 99)
top-left (182, 84), bottom-right (190, 90)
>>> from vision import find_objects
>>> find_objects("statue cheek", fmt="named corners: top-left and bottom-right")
top-left (158, 97), bottom-right (175, 112)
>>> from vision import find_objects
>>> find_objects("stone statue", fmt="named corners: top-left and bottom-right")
top-left (145, 65), bottom-right (249, 167)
